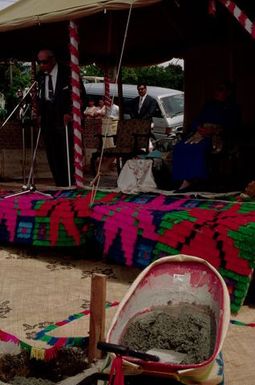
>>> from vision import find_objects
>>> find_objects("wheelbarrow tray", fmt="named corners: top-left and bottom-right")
top-left (106, 254), bottom-right (230, 377)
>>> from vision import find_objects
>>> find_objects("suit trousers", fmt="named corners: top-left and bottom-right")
top-left (41, 101), bottom-right (74, 186)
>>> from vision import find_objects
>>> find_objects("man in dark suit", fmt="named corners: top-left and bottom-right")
top-left (129, 83), bottom-right (157, 120)
top-left (37, 49), bottom-right (84, 187)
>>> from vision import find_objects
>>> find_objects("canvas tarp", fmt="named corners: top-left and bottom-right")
top-left (0, 0), bottom-right (160, 31)
top-left (0, 0), bottom-right (180, 65)
top-left (0, 0), bottom-right (186, 66)
top-left (0, 0), bottom-right (254, 65)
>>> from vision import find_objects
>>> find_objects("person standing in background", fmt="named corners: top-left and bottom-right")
top-left (129, 83), bottom-right (157, 120)
top-left (106, 97), bottom-right (119, 120)
top-left (84, 99), bottom-right (97, 119)
top-left (95, 98), bottom-right (106, 118)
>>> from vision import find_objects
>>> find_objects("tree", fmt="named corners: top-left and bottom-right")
top-left (81, 63), bottom-right (184, 90)
top-left (121, 64), bottom-right (184, 90)
top-left (0, 61), bottom-right (31, 114)
top-left (80, 64), bottom-right (102, 78)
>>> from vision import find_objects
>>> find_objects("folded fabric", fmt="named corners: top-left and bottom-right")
top-left (145, 150), bottom-right (162, 158)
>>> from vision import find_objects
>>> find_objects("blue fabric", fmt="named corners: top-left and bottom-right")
top-left (172, 98), bottom-right (240, 182)
top-left (172, 137), bottom-right (211, 181)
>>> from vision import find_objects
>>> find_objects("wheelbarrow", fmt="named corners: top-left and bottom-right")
top-left (100, 254), bottom-right (230, 385)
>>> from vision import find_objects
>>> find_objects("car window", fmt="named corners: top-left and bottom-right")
top-left (160, 94), bottom-right (184, 118)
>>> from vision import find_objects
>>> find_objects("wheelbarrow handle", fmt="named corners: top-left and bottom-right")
top-left (97, 341), bottom-right (159, 362)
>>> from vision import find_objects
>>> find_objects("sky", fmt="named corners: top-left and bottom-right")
top-left (0, 0), bottom-right (16, 10)
top-left (159, 58), bottom-right (184, 69)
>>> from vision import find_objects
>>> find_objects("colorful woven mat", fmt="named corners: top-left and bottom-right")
top-left (0, 189), bottom-right (255, 312)
top-left (90, 193), bottom-right (255, 313)
top-left (0, 189), bottom-right (114, 246)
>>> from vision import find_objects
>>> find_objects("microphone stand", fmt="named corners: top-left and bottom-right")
top-left (3, 82), bottom-right (52, 199)
top-left (4, 122), bottom-right (52, 199)
top-left (0, 81), bottom-right (37, 130)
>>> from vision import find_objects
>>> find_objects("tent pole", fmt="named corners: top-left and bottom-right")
top-left (89, 3), bottom-right (133, 206)
top-left (69, 20), bottom-right (84, 188)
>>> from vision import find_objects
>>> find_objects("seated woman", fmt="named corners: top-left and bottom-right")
top-left (172, 81), bottom-right (241, 192)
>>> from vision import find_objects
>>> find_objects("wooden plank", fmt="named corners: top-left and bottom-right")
top-left (88, 273), bottom-right (107, 363)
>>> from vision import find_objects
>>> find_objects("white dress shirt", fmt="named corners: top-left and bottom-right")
top-left (138, 94), bottom-right (147, 113)
top-left (107, 104), bottom-right (119, 120)
top-left (45, 63), bottom-right (58, 101)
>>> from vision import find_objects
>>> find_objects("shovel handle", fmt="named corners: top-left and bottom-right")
top-left (97, 341), bottom-right (159, 362)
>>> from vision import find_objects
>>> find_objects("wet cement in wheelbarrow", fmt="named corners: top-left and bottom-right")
top-left (120, 303), bottom-right (216, 364)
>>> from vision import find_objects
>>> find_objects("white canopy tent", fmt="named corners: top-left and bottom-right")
top-left (0, 0), bottom-right (159, 30)
top-left (0, 0), bottom-right (17, 10)
top-left (0, 0), bottom-right (188, 65)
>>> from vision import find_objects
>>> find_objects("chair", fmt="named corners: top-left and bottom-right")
top-left (90, 119), bottom-right (152, 175)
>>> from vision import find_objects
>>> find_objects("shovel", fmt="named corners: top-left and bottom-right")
top-left (97, 341), bottom-right (160, 362)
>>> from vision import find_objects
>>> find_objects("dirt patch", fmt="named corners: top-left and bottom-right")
top-left (0, 347), bottom-right (88, 384)
top-left (120, 303), bottom-right (216, 365)
top-left (10, 376), bottom-right (55, 385)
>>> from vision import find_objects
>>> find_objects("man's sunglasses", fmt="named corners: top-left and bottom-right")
top-left (37, 59), bottom-right (50, 64)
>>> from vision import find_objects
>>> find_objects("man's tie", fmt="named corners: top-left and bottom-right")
top-left (47, 74), bottom-right (54, 101)
top-left (138, 96), bottom-right (143, 114)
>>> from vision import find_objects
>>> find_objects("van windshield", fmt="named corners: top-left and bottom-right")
top-left (160, 94), bottom-right (184, 118)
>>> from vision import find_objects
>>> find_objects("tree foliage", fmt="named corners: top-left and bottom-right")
top-left (0, 61), bottom-right (31, 114)
top-left (82, 63), bottom-right (184, 90)
top-left (0, 61), bottom-right (184, 115)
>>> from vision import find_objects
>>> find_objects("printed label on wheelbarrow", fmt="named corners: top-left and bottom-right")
top-left (173, 273), bottom-right (190, 284)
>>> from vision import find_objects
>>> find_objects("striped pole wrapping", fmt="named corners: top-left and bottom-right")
top-left (208, 0), bottom-right (216, 15)
top-left (218, 0), bottom-right (255, 39)
top-left (104, 70), bottom-right (111, 115)
top-left (69, 20), bottom-right (84, 187)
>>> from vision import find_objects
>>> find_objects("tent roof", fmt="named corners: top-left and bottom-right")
top-left (0, 0), bottom-right (160, 30)
top-left (0, 0), bottom-right (253, 66)
top-left (0, 0), bottom-right (181, 65)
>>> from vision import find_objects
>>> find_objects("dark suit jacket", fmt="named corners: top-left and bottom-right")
top-left (37, 64), bottom-right (71, 130)
top-left (37, 63), bottom-right (86, 130)
top-left (37, 63), bottom-right (86, 185)
top-left (130, 94), bottom-right (157, 120)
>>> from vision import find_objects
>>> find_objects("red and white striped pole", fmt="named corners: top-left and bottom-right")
top-left (218, 0), bottom-right (255, 39)
top-left (104, 69), bottom-right (111, 115)
top-left (208, 0), bottom-right (216, 16)
top-left (69, 20), bottom-right (84, 187)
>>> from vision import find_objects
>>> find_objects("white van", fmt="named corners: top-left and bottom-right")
top-left (84, 83), bottom-right (184, 139)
